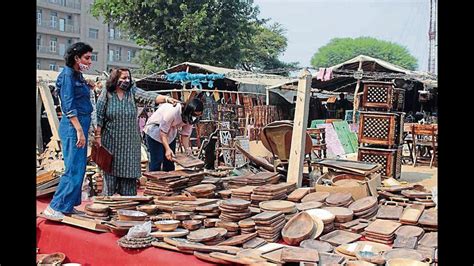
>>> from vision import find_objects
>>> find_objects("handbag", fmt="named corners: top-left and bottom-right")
top-left (91, 144), bottom-right (113, 174)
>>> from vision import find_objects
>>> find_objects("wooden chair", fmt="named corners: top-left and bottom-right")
top-left (259, 120), bottom-right (313, 172)
top-left (411, 124), bottom-right (438, 168)
top-left (306, 127), bottom-right (327, 159)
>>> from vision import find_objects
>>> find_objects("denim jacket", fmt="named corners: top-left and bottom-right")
top-left (56, 66), bottom-right (93, 118)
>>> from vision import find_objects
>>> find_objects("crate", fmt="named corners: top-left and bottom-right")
top-left (357, 145), bottom-right (402, 179)
top-left (358, 111), bottom-right (405, 147)
top-left (361, 81), bottom-right (405, 111)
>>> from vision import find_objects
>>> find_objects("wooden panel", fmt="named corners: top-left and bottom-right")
top-left (316, 124), bottom-right (345, 157)
top-left (332, 121), bottom-right (355, 154)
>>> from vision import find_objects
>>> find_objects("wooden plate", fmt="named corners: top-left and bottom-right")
top-left (136, 205), bottom-right (158, 215)
top-left (282, 211), bottom-right (315, 245)
top-left (364, 219), bottom-right (401, 236)
top-left (395, 225), bottom-right (424, 238)
top-left (326, 193), bottom-right (353, 205)
top-left (349, 197), bottom-right (378, 213)
top-left (383, 248), bottom-right (424, 261)
top-left (301, 192), bottom-right (330, 203)
top-left (187, 228), bottom-right (220, 242)
top-left (259, 200), bottom-right (296, 213)
top-left (297, 201), bottom-right (323, 211)
top-left (323, 207), bottom-right (354, 220)
top-left (305, 208), bottom-right (336, 224)
top-left (319, 230), bottom-right (362, 246)
top-left (299, 239), bottom-right (334, 253)
top-left (85, 203), bottom-right (110, 213)
top-left (150, 228), bottom-right (189, 238)
top-left (186, 184), bottom-right (216, 194)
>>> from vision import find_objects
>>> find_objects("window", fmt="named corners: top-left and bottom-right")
top-left (109, 49), bottom-right (114, 62)
top-left (50, 38), bottom-right (57, 53)
top-left (127, 50), bottom-right (132, 62)
top-left (49, 63), bottom-right (57, 71)
top-left (37, 35), bottom-right (42, 51)
top-left (115, 48), bottom-right (121, 61)
top-left (60, 0), bottom-right (66, 6)
top-left (91, 52), bottom-right (98, 62)
top-left (37, 9), bottom-right (42, 26)
top-left (89, 28), bottom-right (99, 39)
top-left (50, 12), bottom-right (57, 28)
top-left (109, 28), bottom-right (115, 39)
top-left (59, 18), bottom-right (65, 32)
top-left (37, 60), bottom-right (41, 70)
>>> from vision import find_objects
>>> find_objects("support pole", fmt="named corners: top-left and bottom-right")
top-left (352, 61), bottom-right (364, 122)
top-left (36, 87), bottom-right (44, 153)
top-left (38, 83), bottom-right (61, 151)
top-left (287, 68), bottom-right (312, 187)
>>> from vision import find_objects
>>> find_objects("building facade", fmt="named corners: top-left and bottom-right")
top-left (36, 0), bottom-right (142, 75)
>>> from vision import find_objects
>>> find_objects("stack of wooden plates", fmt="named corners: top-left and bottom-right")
top-left (117, 235), bottom-right (155, 249)
top-left (215, 221), bottom-right (240, 238)
top-left (184, 171), bottom-right (205, 187)
top-left (259, 200), bottom-right (297, 220)
top-left (364, 219), bottom-right (402, 244)
top-left (84, 203), bottom-right (110, 220)
top-left (349, 196), bottom-right (379, 219)
top-left (301, 192), bottom-right (330, 203)
top-left (201, 177), bottom-right (224, 191)
top-left (117, 209), bottom-right (148, 221)
top-left (185, 184), bottom-right (216, 198)
top-left (325, 192), bottom-right (354, 207)
top-left (196, 204), bottom-right (221, 218)
top-left (306, 208), bottom-right (336, 234)
top-left (252, 211), bottom-right (286, 243)
top-left (143, 171), bottom-right (190, 196)
top-left (238, 218), bottom-right (256, 234)
top-left (93, 197), bottom-right (142, 214)
top-left (231, 186), bottom-right (257, 201)
top-left (282, 211), bottom-right (316, 246)
top-left (218, 190), bottom-right (232, 199)
top-left (187, 228), bottom-right (223, 245)
top-left (246, 172), bottom-right (280, 186)
top-left (250, 184), bottom-right (287, 207)
top-left (219, 199), bottom-right (252, 222)
top-left (323, 207), bottom-right (354, 229)
top-left (228, 175), bottom-right (251, 189)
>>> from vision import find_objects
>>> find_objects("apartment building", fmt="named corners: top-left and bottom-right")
top-left (36, 0), bottom-right (142, 75)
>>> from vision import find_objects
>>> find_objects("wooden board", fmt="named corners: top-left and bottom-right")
top-left (152, 241), bottom-right (194, 254)
top-left (281, 211), bottom-right (315, 245)
top-left (194, 251), bottom-right (232, 264)
top-left (393, 236), bottom-right (418, 249)
top-left (243, 237), bottom-right (267, 249)
top-left (376, 202), bottom-right (403, 220)
top-left (319, 230), bottom-right (362, 246)
top-left (261, 247), bottom-right (286, 264)
top-left (316, 124), bottom-right (345, 157)
top-left (395, 225), bottom-right (424, 238)
top-left (61, 216), bottom-right (108, 232)
top-left (364, 219), bottom-right (401, 235)
top-left (319, 252), bottom-right (345, 265)
top-left (281, 247), bottom-right (319, 263)
top-left (418, 208), bottom-right (437, 227)
top-left (150, 228), bottom-right (189, 238)
top-left (418, 232), bottom-right (437, 248)
top-left (173, 154), bottom-right (205, 168)
top-left (287, 188), bottom-right (314, 202)
top-left (217, 232), bottom-right (257, 246)
top-left (209, 252), bottom-right (265, 265)
top-left (252, 211), bottom-right (284, 221)
top-left (313, 158), bottom-right (382, 176)
top-left (333, 120), bottom-right (355, 154)
top-left (400, 204), bottom-right (425, 224)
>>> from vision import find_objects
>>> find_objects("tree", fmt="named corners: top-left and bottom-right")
top-left (131, 49), bottom-right (167, 76)
top-left (310, 37), bottom-right (418, 70)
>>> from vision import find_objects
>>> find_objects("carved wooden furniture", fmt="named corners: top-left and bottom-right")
top-left (358, 111), bottom-right (404, 147)
top-left (410, 124), bottom-right (438, 168)
top-left (361, 81), bottom-right (405, 112)
top-left (306, 127), bottom-right (327, 159)
top-left (358, 146), bottom-right (402, 179)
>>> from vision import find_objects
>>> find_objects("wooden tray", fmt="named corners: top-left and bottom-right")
top-left (281, 247), bottom-right (319, 263)
top-left (282, 211), bottom-right (315, 245)
top-left (400, 204), bottom-right (425, 224)
top-left (194, 251), bottom-right (232, 265)
top-left (319, 230), bottom-right (362, 246)
top-left (217, 232), bottom-right (258, 246)
top-left (418, 208), bottom-right (437, 227)
top-left (395, 225), bottom-right (424, 238)
top-left (243, 237), bottom-right (267, 249)
top-left (301, 192), bottom-right (330, 203)
top-left (364, 219), bottom-right (401, 235)
top-left (383, 248), bottom-right (424, 261)
top-left (326, 192), bottom-right (353, 205)
top-left (297, 201), bottom-right (323, 211)
top-left (376, 201), bottom-right (403, 220)
top-left (221, 198), bottom-right (251, 209)
top-left (287, 188), bottom-right (314, 202)
top-left (349, 196), bottom-right (378, 213)
top-left (252, 211), bottom-right (284, 221)
top-left (418, 232), bottom-right (437, 248)
top-left (173, 154), bottom-right (205, 168)
top-left (299, 239), bottom-right (334, 253)
top-left (259, 200), bottom-right (296, 213)
top-left (393, 235), bottom-right (418, 249)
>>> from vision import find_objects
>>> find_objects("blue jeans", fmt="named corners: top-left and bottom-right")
top-left (146, 134), bottom-right (176, 171)
top-left (50, 115), bottom-right (91, 213)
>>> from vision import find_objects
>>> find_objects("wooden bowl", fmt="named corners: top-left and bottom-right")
top-left (182, 220), bottom-right (202, 231)
top-left (85, 203), bottom-right (110, 213)
top-left (38, 252), bottom-right (66, 264)
top-left (172, 211), bottom-right (193, 221)
top-left (107, 224), bottom-right (129, 237)
top-left (136, 205), bottom-right (159, 215)
top-left (154, 220), bottom-right (180, 232)
top-left (117, 210), bottom-right (147, 221)
top-left (203, 218), bottom-right (220, 227)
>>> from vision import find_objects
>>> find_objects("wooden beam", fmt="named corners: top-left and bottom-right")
top-left (352, 61), bottom-right (364, 122)
top-left (36, 87), bottom-right (44, 153)
top-left (287, 68), bottom-right (312, 187)
top-left (38, 83), bottom-right (61, 151)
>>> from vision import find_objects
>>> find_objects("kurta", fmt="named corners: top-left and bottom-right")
top-left (96, 86), bottom-right (157, 179)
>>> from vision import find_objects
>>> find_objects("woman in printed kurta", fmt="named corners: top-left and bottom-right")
top-left (95, 68), bottom-right (179, 195)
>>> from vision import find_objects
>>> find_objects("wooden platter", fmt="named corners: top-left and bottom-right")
top-left (395, 225), bottom-right (424, 238)
top-left (85, 203), bottom-right (110, 213)
top-left (400, 204), bottom-right (425, 224)
top-left (349, 196), bottom-right (378, 213)
top-left (299, 239), bottom-right (334, 253)
top-left (301, 192), bottom-right (330, 203)
top-left (281, 211), bottom-right (315, 245)
top-left (376, 201), bottom-right (403, 220)
top-left (319, 230), bottom-right (362, 246)
top-left (365, 219), bottom-right (401, 235)
top-left (281, 247), bottom-right (319, 263)
top-left (187, 228), bottom-right (220, 242)
top-left (383, 248), bottom-right (425, 261)
top-left (323, 207), bottom-right (354, 222)
top-left (150, 228), bottom-right (189, 238)
top-left (326, 192), bottom-right (353, 206)
top-left (393, 236), bottom-right (418, 249)
top-left (296, 201), bottom-right (323, 211)
top-left (259, 200), bottom-right (296, 213)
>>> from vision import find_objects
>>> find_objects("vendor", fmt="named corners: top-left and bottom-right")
top-left (335, 92), bottom-right (353, 120)
top-left (144, 98), bottom-right (204, 171)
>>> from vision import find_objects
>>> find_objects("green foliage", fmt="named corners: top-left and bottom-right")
top-left (91, 0), bottom-right (294, 73)
top-left (310, 37), bottom-right (418, 70)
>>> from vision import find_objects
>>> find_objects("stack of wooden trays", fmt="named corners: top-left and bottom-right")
top-left (196, 204), bottom-right (221, 218)
top-left (287, 188), bottom-right (315, 203)
top-left (325, 192), bottom-right (354, 207)
top-left (215, 221), bottom-right (240, 238)
top-left (251, 184), bottom-right (292, 207)
top-left (246, 172), bottom-right (280, 186)
top-left (84, 203), bottom-right (110, 221)
top-left (201, 176), bottom-right (224, 191)
top-left (418, 208), bottom-right (437, 231)
top-left (349, 196), bottom-right (379, 219)
top-left (93, 197), bottom-right (141, 215)
top-left (259, 200), bottom-right (297, 220)
top-left (231, 186), bottom-right (257, 201)
top-left (238, 218), bottom-right (256, 234)
top-left (185, 184), bottom-right (216, 198)
top-left (187, 228), bottom-right (225, 245)
top-left (228, 175), bottom-right (251, 189)
top-left (306, 208), bottom-right (336, 234)
top-left (185, 171), bottom-right (205, 187)
top-left (301, 191), bottom-right (330, 203)
top-left (364, 219), bottom-right (401, 244)
top-left (322, 207), bottom-right (354, 229)
top-left (252, 211), bottom-right (286, 243)
top-left (218, 190), bottom-right (232, 199)
top-left (143, 171), bottom-right (189, 196)
top-left (219, 198), bottom-right (252, 222)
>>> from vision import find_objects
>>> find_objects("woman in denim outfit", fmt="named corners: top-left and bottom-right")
top-left (43, 42), bottom-right (94, 220)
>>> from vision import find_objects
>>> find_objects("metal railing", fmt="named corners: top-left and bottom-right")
top-left (38, 0), bottom-right (81, 10)
top-left (37, 19), bottom-right (80, 34)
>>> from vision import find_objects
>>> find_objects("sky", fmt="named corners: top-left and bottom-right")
top-left (253, 0), bottom-right (433, 72)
